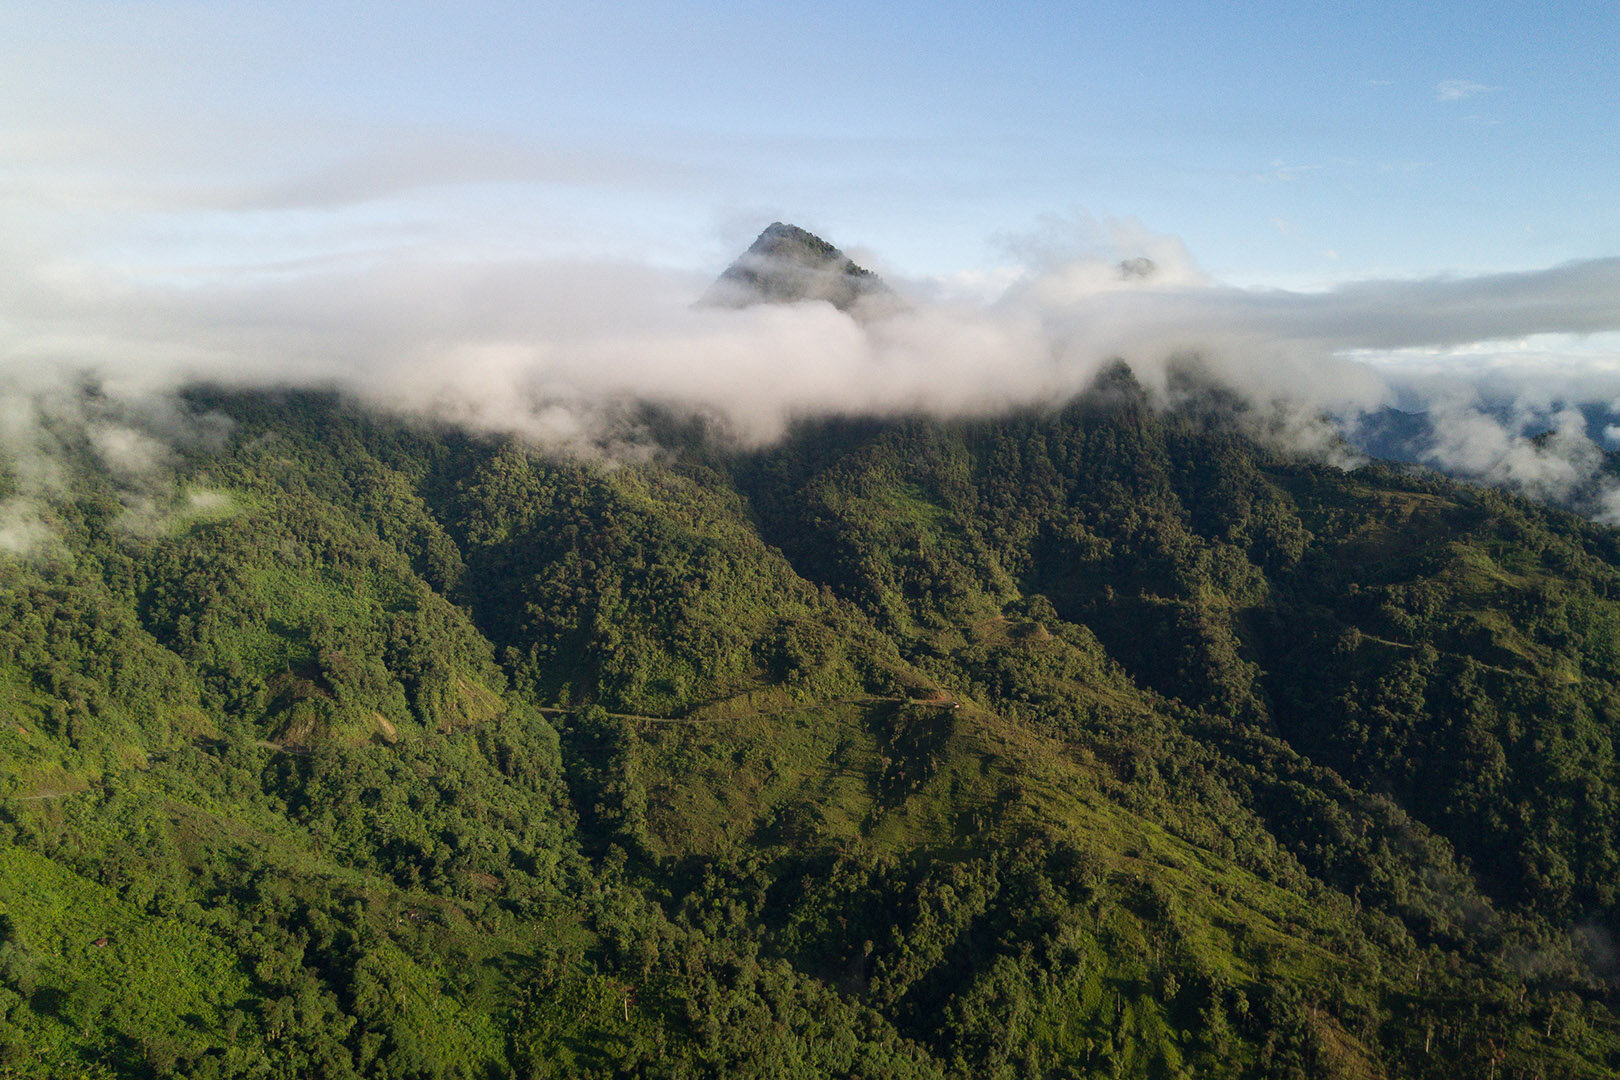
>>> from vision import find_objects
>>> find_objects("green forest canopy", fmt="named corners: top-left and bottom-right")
top-left (2, 370), bottom-right (1619, 1078)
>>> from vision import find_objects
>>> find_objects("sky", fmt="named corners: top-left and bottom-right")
top-left (9, 1), bottom-right (1620, 547)
top-left (4, 1), bottom-right (1617, 285)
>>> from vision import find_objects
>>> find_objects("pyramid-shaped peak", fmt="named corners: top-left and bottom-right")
top-left (747, 222), bottom-right (863, 266)
top-left (703, 222), bottom-right (896, 315)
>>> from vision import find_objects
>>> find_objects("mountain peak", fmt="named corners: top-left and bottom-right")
top-left (703, 222), bottom-right (897, 314)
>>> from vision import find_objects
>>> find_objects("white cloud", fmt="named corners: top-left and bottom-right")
top-left (5, 155), bottom-right (1620, 529)
top-left (1437, 79), bottom-right (1493, 102)
top-left (1261, 161), bottom-right (1324, 183)
top-left (5, 217), bottom-right (1620, 446)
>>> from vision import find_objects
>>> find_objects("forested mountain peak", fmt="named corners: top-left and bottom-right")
top-left (703, 221), bottom-right (896, 313)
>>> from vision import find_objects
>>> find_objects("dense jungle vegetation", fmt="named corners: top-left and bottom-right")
top-left (4, 365), bottom-right (1620, 1078)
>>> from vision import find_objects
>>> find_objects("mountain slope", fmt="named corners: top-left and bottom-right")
top-left (2, 376), bottom-right (1619, 1077)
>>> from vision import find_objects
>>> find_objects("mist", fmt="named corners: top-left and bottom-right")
top-left (5, 221), bottom-right (1620, 545)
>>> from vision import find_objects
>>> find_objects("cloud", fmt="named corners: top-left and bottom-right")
top-left (1437, 79), bottom-right (1492, 102)
top-left (6, 195), bottom-right (1620, 535)
top-left (4, 227), bottom-right (1620, 444)
top-left (1259, 161), bottom-right (1323, 183)
top-left (238, 135), bottom-right (706, 212)
top-left (1424, 403), bottom-right (1591, 500)
top-left (0, 499), bottom-right (54, 557)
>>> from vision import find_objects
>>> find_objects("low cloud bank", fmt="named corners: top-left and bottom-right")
top-left (5, 224), bottom-right (1620, 548)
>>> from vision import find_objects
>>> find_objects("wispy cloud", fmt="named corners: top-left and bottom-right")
top-left (241, 135), bottom-right (708, 212)
top-left (1437, 79), bottom-right (1493, 102)
top-left (1260, 161), bottom-right (1324, 183)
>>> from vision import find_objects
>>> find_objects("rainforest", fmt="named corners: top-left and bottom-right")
top-left (3, 357), bottom-right (1620, 1078)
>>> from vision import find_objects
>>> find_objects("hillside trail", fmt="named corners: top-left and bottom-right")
top-left (3, 785), bottom-right (93, 802)
top-left (2, 697), bottom-right (963, 784)
top-left (532, 693), bottom-right (959, 727)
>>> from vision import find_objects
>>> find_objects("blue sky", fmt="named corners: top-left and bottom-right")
top-left (5, 1), bottom-right (1617, 285)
